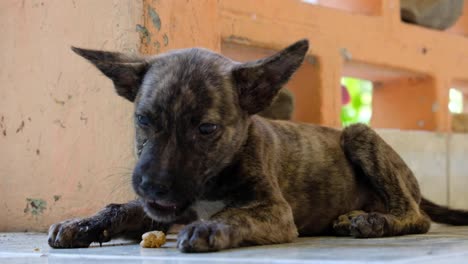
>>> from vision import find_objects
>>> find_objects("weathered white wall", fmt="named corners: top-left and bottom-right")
top-left (377, 130), bottom-right (449, 206)
top-left (449, 134), bottom-right (468, 209)
top-left (377, 129), bottom-right (468, 209)
top-left (0, 0), bottom-right (142, 231)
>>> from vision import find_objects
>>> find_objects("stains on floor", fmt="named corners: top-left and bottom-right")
top-left (80, 112), bottom-right (88, 124)
top-left (53, 120), bottom-right (66, 128)
top-left (51, 92), bottom-right (73, 106)
top-left (15, 121), bottom-right (25, 133)
top-left (0, 116), bottom-right (6, 136)
top-left (53, 98), bottom-right (65, 106)
top-left (23, 198), bottom-right (47, 216)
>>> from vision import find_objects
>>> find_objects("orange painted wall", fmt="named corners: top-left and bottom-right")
top-left (371, 77), bottom-right (437, 130)
top-left (0, 0), bottom-right (220, 232)
top-left (139, 0), bottom-right (220, 54)
top-left (0, 0), bottom-right (142, 231)
top-left (314, 0), bottom-right (382, 16)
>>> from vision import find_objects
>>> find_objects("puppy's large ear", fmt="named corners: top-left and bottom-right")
top-left (232, 39), bottom-right (308, 115)
top-left (72, 47), bottom-right (149, 102)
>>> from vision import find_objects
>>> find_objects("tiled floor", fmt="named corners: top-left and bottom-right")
top-left (1, 224), bottom-right (468, 263)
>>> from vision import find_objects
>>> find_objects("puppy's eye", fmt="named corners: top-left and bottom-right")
top-left (136, 115), bottom-right (150, 127)
top-left (199, 123), bottom-right (218, 135)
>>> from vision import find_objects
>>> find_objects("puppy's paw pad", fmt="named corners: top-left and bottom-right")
top-left (48, 218), bottom-right (109, 248)
top-left (349, 213), bottom-right (387, 238)
top-left (177, 221), bottom-right (232, 253)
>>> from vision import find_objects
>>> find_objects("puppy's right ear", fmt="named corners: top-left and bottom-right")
top-left (231, 39), bottom-right (308, 115)
top-left (72, 47), bottom-right (149, 102)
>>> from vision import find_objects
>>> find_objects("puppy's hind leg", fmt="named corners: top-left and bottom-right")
top-left (334, 124), bottom-right (430, 238)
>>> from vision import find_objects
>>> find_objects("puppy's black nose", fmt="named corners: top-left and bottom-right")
top-left (140, 176), bottom-right (170, 198)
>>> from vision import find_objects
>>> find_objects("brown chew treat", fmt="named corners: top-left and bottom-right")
top-left (140, 231), bottom-right (166, 248)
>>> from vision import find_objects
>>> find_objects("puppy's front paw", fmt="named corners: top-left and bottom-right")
top-left (48, 218), bottom-right (110, 248)
top-left (177, 221), bottom-right (233, 253)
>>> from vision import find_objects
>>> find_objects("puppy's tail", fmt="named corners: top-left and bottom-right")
top-left (421, 197), bottom-right (468, 225)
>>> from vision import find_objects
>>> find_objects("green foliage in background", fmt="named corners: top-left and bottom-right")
top-left (340, 79), bottom-right (463, 127)
top-left (449, 88), bottom-right (464, 113)
top-left (341, 77), bottom-right (373, 127)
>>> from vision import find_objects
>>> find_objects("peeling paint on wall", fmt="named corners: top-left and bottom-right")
top-left (136, 24), bottom-right (151, 44)
top-left (226, 35), bottom-right (252, 45)
top-left (53, 119), bottom-right (66, 128)
top-left (139, 4), bottom-right (172, 54)
top-left (340, 47), bottom-right (352, 61)
top-left (163, 33), bottom-right (169, 46)
top-left (148, 7), bottom-right (161, 31)
top-left (53, 195), bottom-right (61, 202)
top-left (153, 40), bottom-right (161, 52)
top-left (305, 55), bottom-right (317, 65)
top-left (24, 198), bottom-right (47, 216)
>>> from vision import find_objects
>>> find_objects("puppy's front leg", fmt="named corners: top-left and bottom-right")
top-left (177, 199), bottom-right (298, 252)
top-left (48, 200), bottom-right (170, 248)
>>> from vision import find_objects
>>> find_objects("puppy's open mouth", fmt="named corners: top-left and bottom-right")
top-left (146, 200), bottom-right (179, 212)
top-left (142, 199), bottom-right (191, 221)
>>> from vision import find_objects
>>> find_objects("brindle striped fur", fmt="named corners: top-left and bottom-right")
top-left (49, 40), bottom-right (468, 252)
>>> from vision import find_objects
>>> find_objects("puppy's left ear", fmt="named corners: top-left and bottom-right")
top-left (71, 47), bottom-right (149, 102)
top-left (232, 39), bottom-right (308, 115)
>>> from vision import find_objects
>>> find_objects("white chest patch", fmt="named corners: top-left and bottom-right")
top-left (192, 200), bottom-right (226, 221)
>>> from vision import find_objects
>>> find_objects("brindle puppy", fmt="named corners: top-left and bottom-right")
top-left (48, 40), bottom-right (468, 252)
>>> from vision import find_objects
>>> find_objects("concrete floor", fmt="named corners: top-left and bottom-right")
top-left (1, 224), bottom-right (468, 264)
